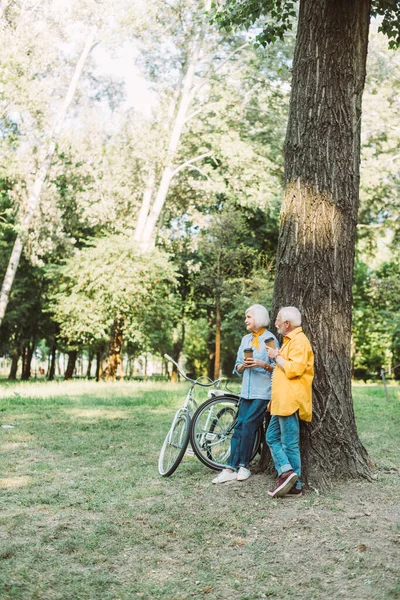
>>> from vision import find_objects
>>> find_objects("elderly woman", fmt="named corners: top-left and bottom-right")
top-left (212, 304), bottom-right (279, 483)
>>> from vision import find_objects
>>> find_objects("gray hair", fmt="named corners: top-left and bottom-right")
top-left (246, 304), bottom-right (270, 329)
top-left (279, 306), bottom-right (302, 327)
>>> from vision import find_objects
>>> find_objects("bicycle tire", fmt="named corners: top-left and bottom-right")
top-left (158, 411), bottom-right (191, 477)
top-left (190, 395), bottom-right (262, 471)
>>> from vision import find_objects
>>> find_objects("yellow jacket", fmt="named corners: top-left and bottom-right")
top-left (270, 327), bottom-right (314, 421)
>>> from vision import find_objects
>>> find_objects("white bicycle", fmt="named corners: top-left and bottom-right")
top-left (158, 355), bottom-right (262, 476)
top-left (158, 354), bottom-right (222, 477)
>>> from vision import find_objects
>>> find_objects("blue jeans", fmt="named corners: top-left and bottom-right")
top-left (227, 398), bottom-right (268, 470)
top-left (266, 413), bottom-right (302, 490)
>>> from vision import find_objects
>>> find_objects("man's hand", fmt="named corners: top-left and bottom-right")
top-left (267, 347), bottom-right (279, 360)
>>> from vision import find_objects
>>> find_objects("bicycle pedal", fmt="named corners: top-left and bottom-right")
top-left (185, 448), bottom-right (195, 457)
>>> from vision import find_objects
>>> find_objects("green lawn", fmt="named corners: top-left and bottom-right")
top-left (0, 381), bottom-right (399, 600)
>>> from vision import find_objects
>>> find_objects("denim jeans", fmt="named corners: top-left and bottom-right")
top-left (227, 398), bottom-right (268, 470)
top-left (266, 412), bottom-right (302, 490)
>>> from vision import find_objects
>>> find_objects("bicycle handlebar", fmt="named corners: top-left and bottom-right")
top-left (164, 354), bottom-right (221, 388)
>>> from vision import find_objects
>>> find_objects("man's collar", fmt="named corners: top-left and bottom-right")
top-left (285, 326), bottom-right (303, 340)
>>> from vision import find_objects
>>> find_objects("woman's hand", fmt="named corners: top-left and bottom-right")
top-left (244, 358), bottom-right (271, 371)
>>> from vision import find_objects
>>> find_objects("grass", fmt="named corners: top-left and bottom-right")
top-left (0, 380), bottom-right (399, 600)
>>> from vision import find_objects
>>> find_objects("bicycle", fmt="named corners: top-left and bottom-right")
top-left (158, 354), bottom-right (221, 477)
top-left (189, 394), bottom-right (263, 471)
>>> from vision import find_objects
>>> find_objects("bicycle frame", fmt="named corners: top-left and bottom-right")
top-left (195, 396), bottom-right (239, 451)
top-left (158, 355), bottom-right (222, 476)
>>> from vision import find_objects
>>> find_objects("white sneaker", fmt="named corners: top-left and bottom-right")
top-left (212, 469), bottom-right (237, 484)
top-left (237, 467), bottom-right (251, 481)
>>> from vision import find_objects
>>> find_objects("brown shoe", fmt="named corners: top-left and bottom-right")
top-left (267, 470), bottom-right (298, 498)
top-left (285, 486), bottom-right (303, 498)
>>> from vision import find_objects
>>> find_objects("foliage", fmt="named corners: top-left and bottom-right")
top-left (211, 0), bottom-right (400, 49)
top-left (352, 260), bottom-right (400, 377)
top-left (371, 0), bottom-right (400, 48)
top-left (47, 235), bottom-right (179, 350)
top-left (210, 0), bottom-right (297, 46)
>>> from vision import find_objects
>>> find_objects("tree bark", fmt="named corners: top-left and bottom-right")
top-left (214, 295), bottom-right (221, 381)
top-left (86, 350), bottom-right (94, 379)
top-left (95, 348), bottom-right (104, 382)
top-left (8, 348), bottom-right (20, 380)
top-left (0, 26), bottom-right (97, 327)
top-left (48, 343), bottom-right (56, 381)
top-left (21, 341), bottom-right (34, 380)
top-left (170, 321), bottom-right (185, 383)
top-left (137, 30), bottom-right (205, 251)
top-left (102, 318), bottom-right (124, 381)
top-left (64, 350), bottom-right (78, 380)
top-left (271, 0), bottom-right (372, 488)
top-left (207, 313), bottom-right (216, 381)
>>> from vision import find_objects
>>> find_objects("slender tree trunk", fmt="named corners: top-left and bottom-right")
top-left (138, 31), bottom-right (205, 251)
top-left (95, 349), bottom-right (103, 382)
top-left (8, 348), bottom-right (20, 380)
top-left (86, 350), bottom-right (94, 379)
top-left (214, 295), bottom-right (221, 381)
top-left (170, 321), bottom-right (185, 383)
top-left (271, 0), bottom-right (372, 488)
top-left (207, 313), bottom-right (216, 380)
top-left (102, 318), bottom-right (124, 381)
top-left (0, 26), bottom-right (97, 327)
top-left (48, 343), bottom-right (56, 381)
top-left (134, 169), bottom-right (156, 243)
top-left (64, 350), bottom-right (78, 380)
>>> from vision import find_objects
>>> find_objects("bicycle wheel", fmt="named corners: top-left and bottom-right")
top-left (190, 395), bottom-right (262, 471)
top-left (158, 411), bottom-right (191, 477)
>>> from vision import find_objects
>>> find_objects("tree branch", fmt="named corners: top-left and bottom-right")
top-left (172, 151), bottom-right (212, 178)
top-left (190, 41), bottom-right (250, 101)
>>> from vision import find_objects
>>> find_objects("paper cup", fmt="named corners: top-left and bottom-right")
top-left (243, 348), bottom-right (253, 359)
top-left (264, 337), bottom-right (276, 349)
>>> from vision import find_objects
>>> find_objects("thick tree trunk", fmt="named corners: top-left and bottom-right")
top-left (8, 348), bottom-right (20, 380)
top-left (21, 341), bottom-right (34, 380)
top-left (271, 0), bottom-right (372, 488)
top-left (64, 350), bottom-right (78, 380)
top-left (102, 318), bottom-right (124, 381)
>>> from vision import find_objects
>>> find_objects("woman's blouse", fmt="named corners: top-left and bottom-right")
top-left (233, 329), bottom-right (279, 400)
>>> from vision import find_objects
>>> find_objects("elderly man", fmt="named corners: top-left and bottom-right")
top-left (265, 307), bottom-right (314, 498)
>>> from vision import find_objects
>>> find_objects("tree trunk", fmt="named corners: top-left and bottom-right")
top-left (271, 0), bottom-right (372, 489)
top-left (64, 350), bottom-right (78, 380)
top-left (48, 343), bottom-right (56, 381)
top-left (21, 341), bottom-right (34, 380)
top-left (207, 314), bottom-right (216, 381)
top-left (170, 321), bottom-right (185, 383)
top-left (0, 26), bottom-right (97, 327)
top-left (102, 318), bottom-right (124, 381)
top-left (95, 349), bottom-right (103, 382)
top-left (86, 350), bottom-right (94, 379)
top-left (214, 295), bottom-right (221, 381)
top-left (138, 30), bottom-right (205, 251)
top-left (8, 348), bottom-right (20, 380)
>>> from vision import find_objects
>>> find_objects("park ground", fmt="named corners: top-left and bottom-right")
top-left (0, 380), bottom-right (399, 600)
